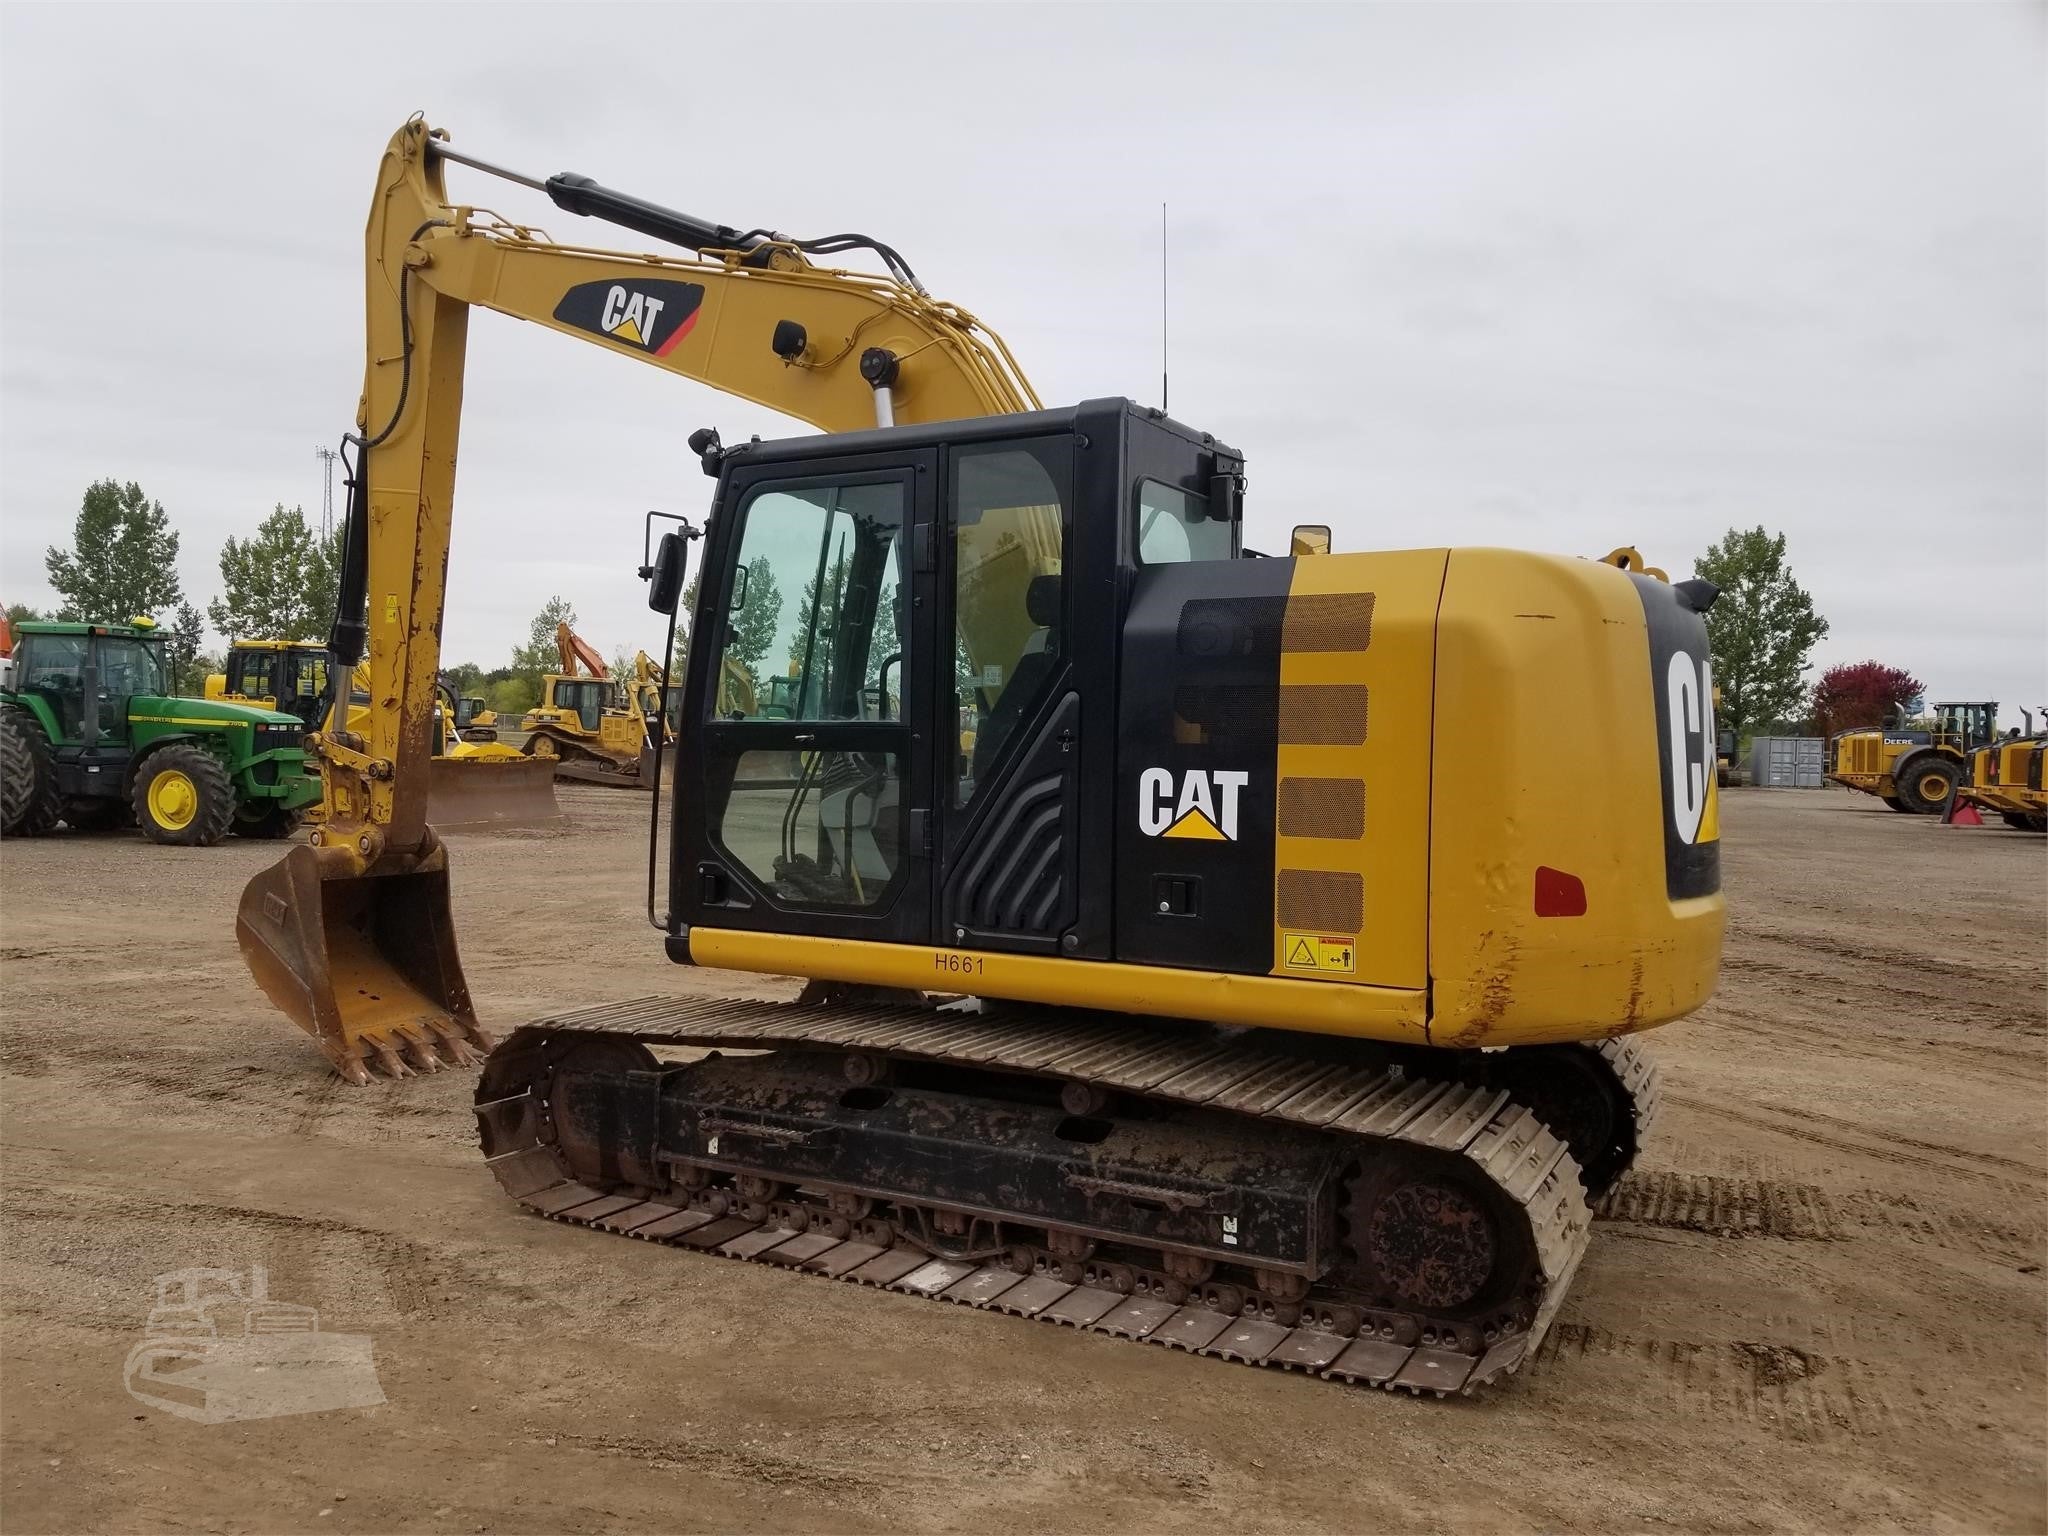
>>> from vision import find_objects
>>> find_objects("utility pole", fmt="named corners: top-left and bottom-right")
top-left (314, 446), bottom-right (339, 540)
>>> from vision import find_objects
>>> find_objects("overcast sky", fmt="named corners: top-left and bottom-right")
top-left (3, 3), bottom-right (2042, 721)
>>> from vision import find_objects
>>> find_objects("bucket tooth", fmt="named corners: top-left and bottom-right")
top-left (337, 1055), bottom-right (375, 1089)
top-left (370, 1039), bottom-right (414, 1080)
top-left (401, 1032), bottom-right (446, 1074)
top-left (433, 1024), bottom-right (491, 1068)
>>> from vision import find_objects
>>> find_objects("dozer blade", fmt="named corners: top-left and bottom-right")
top-left (427, 755), bottom-right (564, 829)
top-left (236, 831), bottom-right (493, 1086)
top-left (638, 740), bottom-right (671, 786)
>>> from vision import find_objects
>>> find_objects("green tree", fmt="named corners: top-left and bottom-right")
top-left (728, 557), bottom-right (783, 677)
top-left (208, 504), bottom-right (341, 641)
top-left (1693, 527), bottom-right (1829, 740)
top-left (511, 597), bottom-right (578, 691)
top-left (444, 661), bottom-right (484, 696)
top-left (484, 676), bottom-right (537, 715)
top-left (45, 479), bottom-right (185, 623)
top-left (168, 602), bottom-right (207, 693)
top-left (669, 573), bottom-right (702, 676)
top-left (6, 602), bottom-right (41, 626)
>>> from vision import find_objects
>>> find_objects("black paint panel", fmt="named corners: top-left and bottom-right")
top-left (942, 692), bottom-right (1080, 951)
top-left (1115, 557), bottom-right (1295, 974)
top-left (1630, 573), bottom-right (1722, 901)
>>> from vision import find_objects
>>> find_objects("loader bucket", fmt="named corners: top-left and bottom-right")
top-left (236, 832), bottom-right (493, 1085)
top-left (427, 755), bottom-right (564, 829)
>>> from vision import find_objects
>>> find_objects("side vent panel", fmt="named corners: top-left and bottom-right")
top-left (944, 692), bottom-right (1080, 952)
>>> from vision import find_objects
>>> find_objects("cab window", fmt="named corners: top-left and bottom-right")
top-left (953, 440), bottom-right (1068, 805)
top-left (1136, 480), bottom-right (1231, 565)
top-left (711, 478), bottom-right (908, 724)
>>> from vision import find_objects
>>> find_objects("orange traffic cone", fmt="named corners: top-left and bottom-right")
top-left (1943, 796), bottom-right (1983, 827)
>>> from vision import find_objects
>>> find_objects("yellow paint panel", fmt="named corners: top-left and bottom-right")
top-left (1428, 550), bottom-right (1723, 1045)
top-left (1271, 549), bottom-right (1444, 991)
top-left (691, 928), bottom-right (1431, 1045)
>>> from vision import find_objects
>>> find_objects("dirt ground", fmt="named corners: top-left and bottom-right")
top-left (2, 787), bottom-right (2043, 1533)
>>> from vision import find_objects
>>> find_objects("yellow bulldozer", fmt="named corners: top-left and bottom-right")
top-left (209, 640), bottom-right (558, 828)
top-left (235, 116), bottom-right (1723, 1399)
top-left (518, 624), bottom-right (671, 786)
top-left (1827, 700), bottom-right (2002, 814)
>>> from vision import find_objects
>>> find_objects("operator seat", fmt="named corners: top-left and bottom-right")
top-left (971, 571), bottom-right (1061, 784)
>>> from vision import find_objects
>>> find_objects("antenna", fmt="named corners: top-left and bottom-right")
top-left (1160, 200), bottom-right (1169, 416)
top-left (314, 445), bottom-right (339, 540)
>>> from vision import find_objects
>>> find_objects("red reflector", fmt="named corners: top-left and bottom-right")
top-left (1533, 866), bottom-right (1586, 918)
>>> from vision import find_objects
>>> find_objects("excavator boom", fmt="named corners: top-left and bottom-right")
top-left (555, 622), bottom-right (608, 680)
top-left (237, 117), bottom-right (1040, 1083)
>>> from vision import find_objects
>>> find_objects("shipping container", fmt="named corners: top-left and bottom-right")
top-left (1748, 735), bottom-right (1826, 788)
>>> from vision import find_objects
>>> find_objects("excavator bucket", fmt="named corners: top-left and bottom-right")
top-left (236, 832), bottom-right (493, 1085)
top-left (426, 755), bottom-right (564, 829)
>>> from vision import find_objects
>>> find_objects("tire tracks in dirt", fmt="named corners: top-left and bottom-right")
top-left (1599, 1169), bottom-right (2043, 1259)
top-left (1665, 1092), bottom-right (2045, 1188)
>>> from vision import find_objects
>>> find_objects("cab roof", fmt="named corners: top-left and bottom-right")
top-left (15, 620), bottom-right (164, 639)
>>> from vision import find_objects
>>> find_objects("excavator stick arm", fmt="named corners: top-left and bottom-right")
top-left (240, 116), bottom-right (1043, 1081)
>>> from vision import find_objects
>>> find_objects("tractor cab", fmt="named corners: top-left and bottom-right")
top-left (12, 621), bottom-right (171, 746)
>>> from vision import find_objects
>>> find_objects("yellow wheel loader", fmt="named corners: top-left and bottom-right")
top-left (237, 117), bottom-right (1722, 1398)
top-left (1957, 710), bottom-right (2046, 831)
top-left (1828, 700), bottom-right (2001, 814)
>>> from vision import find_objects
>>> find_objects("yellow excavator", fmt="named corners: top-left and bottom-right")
top-left (519, 623), bottom-right (670, 785)
top-left (237, 117), bottom-right (1722, 1398)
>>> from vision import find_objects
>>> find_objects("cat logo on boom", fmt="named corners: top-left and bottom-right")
top-left (1137, 768), bottom-right (1249, 841)
top-left (551, 278), bottom-right (706, 358)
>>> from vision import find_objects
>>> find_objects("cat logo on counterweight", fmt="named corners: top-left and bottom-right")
top-left (553, 279), bottom-right (705, 357)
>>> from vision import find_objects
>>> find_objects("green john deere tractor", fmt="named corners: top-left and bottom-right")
top-left (0, 619), bottom-right (322, 846)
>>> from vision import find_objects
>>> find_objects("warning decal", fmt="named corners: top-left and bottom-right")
top-left (1282, 933), bottom-right (1355, 974)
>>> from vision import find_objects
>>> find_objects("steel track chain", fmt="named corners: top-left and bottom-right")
top-left (476, 995), bottom-right (1640, 1396)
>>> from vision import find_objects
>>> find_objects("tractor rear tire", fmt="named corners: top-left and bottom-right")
top-left (1881, 794), bottom-right (1911, 813)
top-left (232, 802), bottom-right (302, 840)
top-left (2000, 811), bottom-right (2046, 833)
top-left (62, 799), bottom-right (131, 833)
top-left (0, 708), bottom-right (61, 838)
top-left (1894, 755), bottom-right (1958, 816)
top-left (131, 745), bottom-right (235, 847)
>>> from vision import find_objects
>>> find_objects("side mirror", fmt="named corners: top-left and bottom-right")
top-left (646, 530), bottom-right (686, 615)
top-left (1208, 473), bottom-right (1243, 523)
top-left (1291, 524), bottom-right (1332, 557)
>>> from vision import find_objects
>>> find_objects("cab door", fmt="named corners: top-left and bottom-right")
top-left (680, 450), bottom-right (937, 945)
top-left (932, 435), bottom-right (1080, 954)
